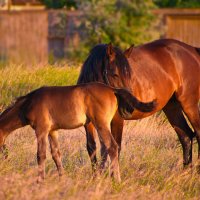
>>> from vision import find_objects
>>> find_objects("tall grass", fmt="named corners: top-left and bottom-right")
top-left (0, 64), bottom-right (200, 200)
top-left (0, 64), bottom-right (79, 108)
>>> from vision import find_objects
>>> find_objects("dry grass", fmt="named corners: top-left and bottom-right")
top-left (0, 65), bottom-right (200, 200)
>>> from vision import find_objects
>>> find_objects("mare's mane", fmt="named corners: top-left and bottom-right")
top-left (77, 44), bottom-right (132, 84)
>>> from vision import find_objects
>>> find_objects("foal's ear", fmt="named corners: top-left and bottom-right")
top-left (106, 43), bottom-right (115, 61)
top-left (124, 44), bottom-right (134, 58)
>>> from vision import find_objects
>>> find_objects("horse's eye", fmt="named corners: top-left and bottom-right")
top-left (113, 73), bottom-right (119, 78)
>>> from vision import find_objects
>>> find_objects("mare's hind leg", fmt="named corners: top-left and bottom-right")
top-left (163, 98), bottom-right (195, 166)
top-left (178, 100), bottom-right (200, 160)
top-left (49, 131), bottom-right (64, 177)
top-left (35, 128), bottom-right (49, 182)
top-left (85, 122), bottom-right (98, 172)
top-left (96, 124), bottom-right (121, 182)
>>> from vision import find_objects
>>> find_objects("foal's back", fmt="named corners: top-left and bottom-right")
top-left (24, 83), bottom-right (117, 130)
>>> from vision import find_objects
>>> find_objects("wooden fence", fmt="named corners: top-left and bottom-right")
top-left (154, 9), bottom-right (200, 47)
top-left (0, 10), bottom-right (48, 64)
top-left (0, 10), bottom-right (81, 65)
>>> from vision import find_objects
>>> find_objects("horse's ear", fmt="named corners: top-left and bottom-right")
top-left (124, 44), bottom-right (134, 58)
top-left (106, 43), bottom-right (115, 61)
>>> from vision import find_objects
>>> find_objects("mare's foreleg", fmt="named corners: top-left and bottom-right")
top-left (49, 131), bottom-right (64, 177)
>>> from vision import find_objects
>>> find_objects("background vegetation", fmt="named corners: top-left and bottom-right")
top-left (68, 0), bottom-right (160, 60)
top-left (40, 0), bottom-right (200, 61)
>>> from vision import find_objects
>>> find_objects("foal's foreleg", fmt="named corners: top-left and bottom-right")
top-left (49, 131), bottom-right (64, 177)
top-left (163, 100), bottom-right (195, 166)
top-left (36, 129), bottom-right (48, 182)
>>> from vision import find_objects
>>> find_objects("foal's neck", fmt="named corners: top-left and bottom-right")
top-left (0, 107), bottom-right (24, 134)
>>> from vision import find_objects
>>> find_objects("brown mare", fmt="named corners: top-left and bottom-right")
top-left (0, 83), bottom-right (155, 182)
top-left (78, 39), bottom-right (200, 171)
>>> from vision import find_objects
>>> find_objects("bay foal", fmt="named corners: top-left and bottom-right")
top-left (0, 83), bottom-right (155, 182)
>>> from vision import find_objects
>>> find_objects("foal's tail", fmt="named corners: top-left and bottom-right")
top-left (114, 88), bottom-right (156, 119)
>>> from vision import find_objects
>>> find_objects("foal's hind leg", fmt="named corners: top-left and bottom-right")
top-left (85, 122), bottom-right (98, 172)
top-left (96, 124), bottom-right (121, 182)
top-left (163, 99), bottom-right (195, 166)
top-left (99, 112), bottom-right (124, 171)
top-left (49, 131), bottom-right (64, 177)
top-left (111, 112), bottom-right (124, 157)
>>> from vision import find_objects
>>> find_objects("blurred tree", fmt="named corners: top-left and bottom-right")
top-left (68, 0), bottom-right (160, 60)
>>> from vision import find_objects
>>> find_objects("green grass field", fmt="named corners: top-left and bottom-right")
top-left (0, 65), bottom-right (200, 200)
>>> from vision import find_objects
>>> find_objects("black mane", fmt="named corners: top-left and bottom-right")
top-left (77, 44), bottom-right (132, 84)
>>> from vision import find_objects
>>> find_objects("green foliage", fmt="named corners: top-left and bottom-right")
top-left (69, 0), bottom-right (160, 60)
top-left (153, 0), bottom-right (200, 8)
top-left (40, 0), bottom-right (77, 9)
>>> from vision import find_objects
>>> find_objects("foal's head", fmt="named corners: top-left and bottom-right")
top-left (77, 43), bottom-right (132, 88)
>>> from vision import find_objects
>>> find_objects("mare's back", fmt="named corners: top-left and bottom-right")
top-left (128, 39), bottom-right (200, 82)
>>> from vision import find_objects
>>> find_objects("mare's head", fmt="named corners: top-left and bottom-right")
top-left (77, 43), bottom-right (132, 88)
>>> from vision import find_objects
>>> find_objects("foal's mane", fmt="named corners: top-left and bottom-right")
top-left (77, 44), bottom-right (131, 84)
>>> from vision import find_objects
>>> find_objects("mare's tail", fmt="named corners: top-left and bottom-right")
top-left (114, 88), bottom-right (156, 119)
top-left (195, 47), bottom-right (200, 55)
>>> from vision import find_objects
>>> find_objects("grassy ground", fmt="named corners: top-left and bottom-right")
top-left (0, 65), bottom-right (200, 200)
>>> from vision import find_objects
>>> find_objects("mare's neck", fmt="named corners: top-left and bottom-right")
top-left (128, 64), bottom-right (155, 102)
